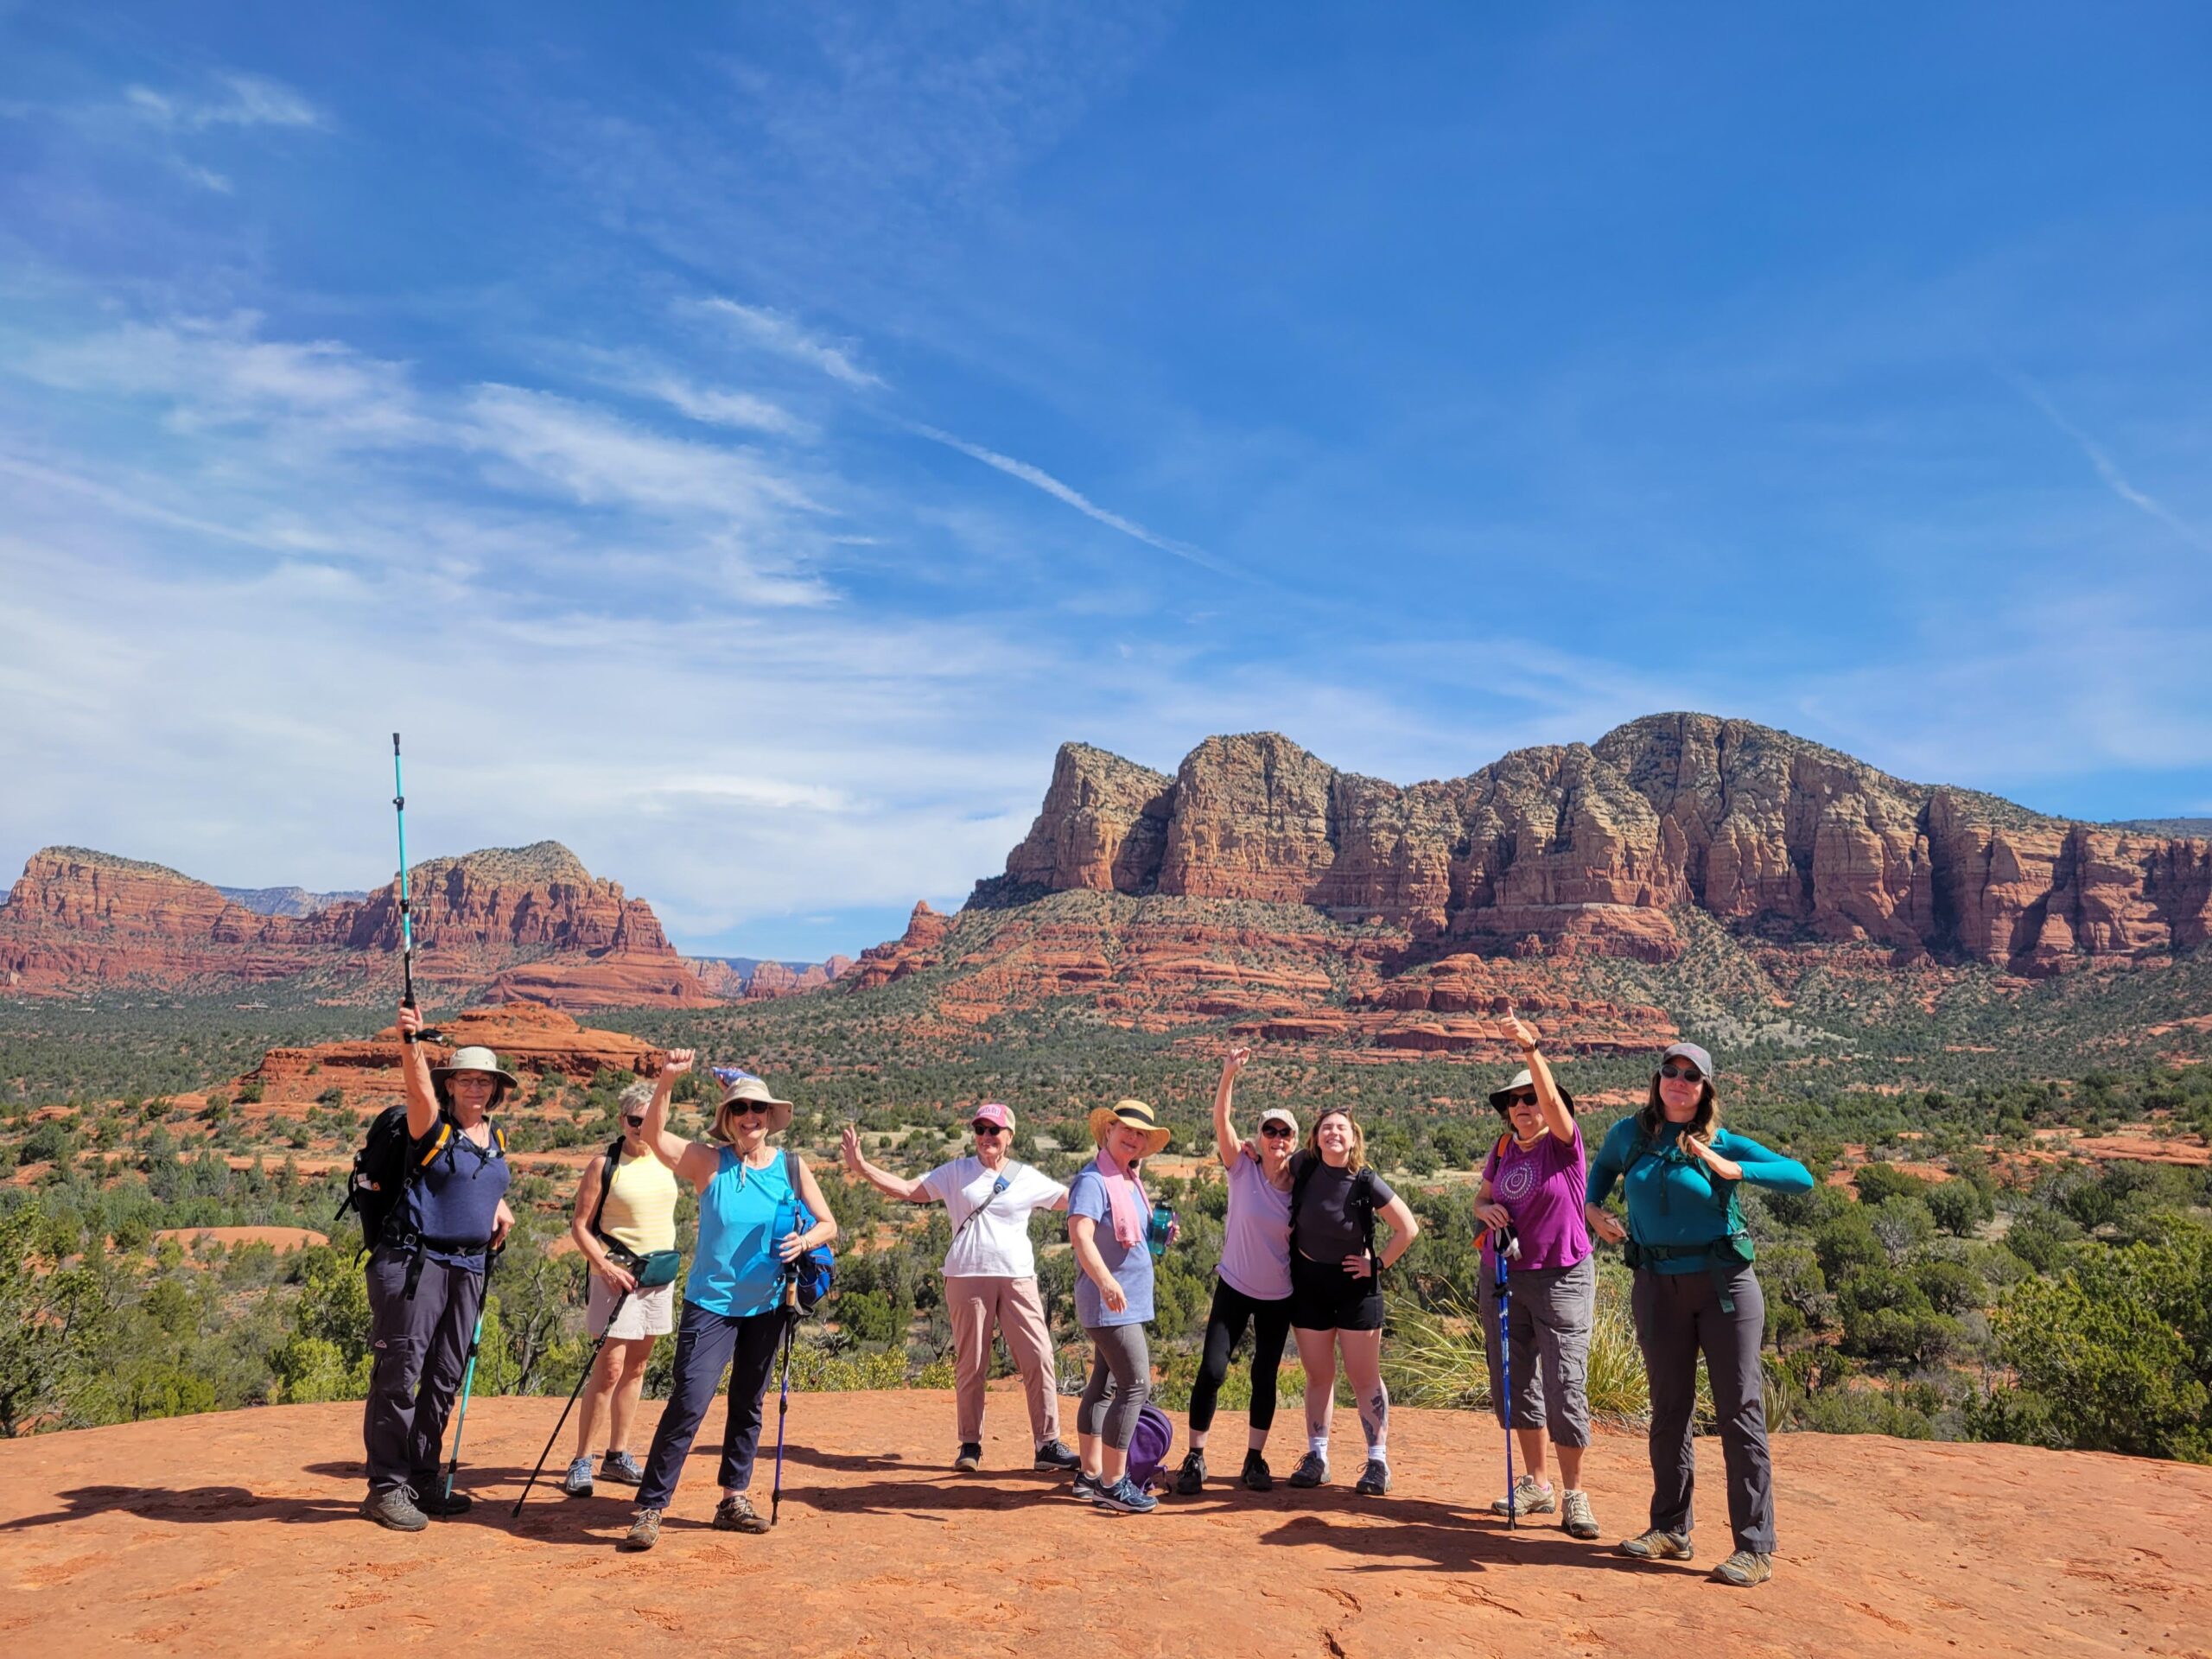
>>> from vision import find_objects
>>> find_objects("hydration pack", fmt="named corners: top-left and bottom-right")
top-left (783, 1148), bottom-right (836, 1313)
top-left (336, 1104), bottom-right (505, 1256)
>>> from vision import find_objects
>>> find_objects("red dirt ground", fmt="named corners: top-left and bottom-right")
top-left (3, 1393), bottom-right (2207, 1657)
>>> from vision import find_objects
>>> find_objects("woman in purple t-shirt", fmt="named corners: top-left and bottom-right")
top-left (1474, 1013), bottom-right (1603, 1542)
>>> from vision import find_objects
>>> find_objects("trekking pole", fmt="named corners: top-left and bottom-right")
top-left (1494, 1230), bottom-right (1516, 1530)
top-left (512, 1288), bottom-right (630, 1516)
top-left (439, 1244), bottom-right (499, 1515)
top-left (771, 1267), bottom-right (799, 1526)
top-left (391, 734), bottom-right (439, 1043)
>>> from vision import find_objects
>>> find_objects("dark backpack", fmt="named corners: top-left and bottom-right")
top-left (1288, 1150), bottom-right (1380, 1268)
top-left (782, 1148), bottom-right (836, 1313)
top-left (336, 1104), bottom-right (505, 1256)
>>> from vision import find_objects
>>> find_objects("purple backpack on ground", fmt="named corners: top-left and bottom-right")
top-left (1127, 1404), bottom-right (1175, 1491)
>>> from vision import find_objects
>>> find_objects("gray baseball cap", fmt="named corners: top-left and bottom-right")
top-left (1659, 1041), bottom-right (1714, 1079)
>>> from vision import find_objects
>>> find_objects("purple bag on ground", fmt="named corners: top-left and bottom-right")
top-left (1127, 1403), bottom-right (1175, 1491)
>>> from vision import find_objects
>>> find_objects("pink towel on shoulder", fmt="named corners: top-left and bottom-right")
top-left (1090, 1150), bottom-right (1150, 1249)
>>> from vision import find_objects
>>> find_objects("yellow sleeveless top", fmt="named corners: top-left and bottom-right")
top-left (598, 1143), bottom-right (678, 1254)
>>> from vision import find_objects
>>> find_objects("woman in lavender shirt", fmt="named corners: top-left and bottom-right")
top-left (1173, 1046), bottom-right (1297, 1494)
top-left (1475, 1013), bottom-right (1603, 1541)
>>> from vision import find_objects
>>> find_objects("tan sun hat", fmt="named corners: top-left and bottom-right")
top-left (712, 1068), bottom-right (793, 1137)
top-left (431, 1046), bottom-right (521, 1093)
top-left (1088, 1098), bottom-right (1171, 1157)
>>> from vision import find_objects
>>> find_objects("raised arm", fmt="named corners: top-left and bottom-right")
top-left (1505, 1012), bottom-right (1574, 1144)
top-left (397, 1001), bottom-right (440, 1139)
top-left (642, 1048), bottom-right (721, 1188)
top-left (569, 1155), bottom-right (637, 1292)
top-left (1213, 1045), bottom-right (1252, 1167)
top-left (839, 1123), bottom-right (932, 1202)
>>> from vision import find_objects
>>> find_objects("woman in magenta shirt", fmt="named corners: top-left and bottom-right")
top-left (1474, 1013), bottom-right (1603, 1542)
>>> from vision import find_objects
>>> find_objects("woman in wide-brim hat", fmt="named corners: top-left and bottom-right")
top-left (1065, 1099), bottom-right (1173, 1513)
top-left (360, 1008), bottom-right (518, 1532)
top-left (617, 1060), bottom-right (836, 1552)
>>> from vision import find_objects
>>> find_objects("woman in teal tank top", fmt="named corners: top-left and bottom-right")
top-left (618, 1056), bottom-right (837, 1551)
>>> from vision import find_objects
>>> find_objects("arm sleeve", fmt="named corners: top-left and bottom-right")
top-left (1366, 1173), bottom-right (1397, 1208)
top-left (1067, 1171), bottom-right (1107, 1223)
top-left (918, 1161), bottom-right (958, 1204)
top-left (1586, 1120), bottom-right (1627, 1205)
top-left (1718, 1131), bottom-right (1814, 1192)
top-left (1017, 1166), bottom-right (1069, 1210)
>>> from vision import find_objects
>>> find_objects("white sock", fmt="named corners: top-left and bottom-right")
top-left (1367, 1439), bottom-right (1387, 1463)
top-left (1309, 1433), bottom-right (1329, 1458)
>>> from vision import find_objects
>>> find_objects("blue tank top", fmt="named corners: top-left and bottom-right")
top-left (687, 1147), bottom-right (799, 1318)
top-left (400, 1119), bottom-right (510, 1270)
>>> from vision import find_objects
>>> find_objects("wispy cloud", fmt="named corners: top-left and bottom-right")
top-left (124, 73), bottom-right (325, 133)
top-left (698, 298), bottom-right (883, 388)
top-left (910, 423), bottom-right (1243, 581)
top-left (2007, 372), bottom-right (2210, 554)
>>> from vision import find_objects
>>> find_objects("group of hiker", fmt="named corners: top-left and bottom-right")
top-left (356, 1001), bottom-right (1812, 1588)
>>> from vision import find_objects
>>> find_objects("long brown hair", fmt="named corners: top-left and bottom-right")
top-left (1638, 1066), bottom-right (1719, 1141)
top-left (1306, 1108), bottom-right (1366, 1174)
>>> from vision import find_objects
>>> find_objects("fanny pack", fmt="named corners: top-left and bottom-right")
top-left (1624, 1231), bottom-right (1756, 1311)
top-left (604, 1241), bottom-right (683, 1289)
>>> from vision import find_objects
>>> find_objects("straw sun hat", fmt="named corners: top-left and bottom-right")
top-left (711, 1068), bottom-right (794, 1136)
top-left (1087, 1098), bottom-right (1172, 1157)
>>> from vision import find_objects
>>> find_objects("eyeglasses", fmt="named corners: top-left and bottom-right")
top-left (1503, 1090), bottom-right (1538, 1108)
top-left (1259, 1122), bottom-right (1294, 1139)
top-left (972, 1122), bottom-right (1006, 1137)
top-left (1658, 1062), bottom-right (1704, 1083)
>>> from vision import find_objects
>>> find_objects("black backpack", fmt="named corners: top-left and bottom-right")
top-left (1288, 1150), bottom-right (1380, 1270)
top-left (336, 1104), bottom-right (505, 1256)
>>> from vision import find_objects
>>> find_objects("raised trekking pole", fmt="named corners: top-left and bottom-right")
top-left (1493, 1224), bottom-right (1516, 1529)
top-left (439, 1244), bottom-right (499, 1516)
top-left (391, 734), bottom-right (439, 1043)
top-left (512, 1287), bottom-right (631, 1517)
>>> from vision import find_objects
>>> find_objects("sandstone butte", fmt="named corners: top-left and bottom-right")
top-left (0, 840), bottom-right (718, 1010)
top-left (3, 1393), bottom-right (2206, 1659)
top-left (682, 954), bottom-right (856, 1000)
top-left (242, 1003), bottom-right (665, 1108)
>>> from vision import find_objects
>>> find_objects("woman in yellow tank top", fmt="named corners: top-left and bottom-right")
top-left (563, 1075), bottom-right (683, 1497)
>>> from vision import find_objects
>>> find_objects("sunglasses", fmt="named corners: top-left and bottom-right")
top-left (727, 1103), bottom-right (771, 1119)
top-left (972, 1122), bottom-right (1006, 1137)
top-left (1503, 1090), bottom-right (1539, 1108)
top-left (1658, 1062), bottom-right (1704, 1083)
top-left (624, 1114), bottom-right (645, 1128)
top-left (1259, 1122), bottom-right (1295, 1139)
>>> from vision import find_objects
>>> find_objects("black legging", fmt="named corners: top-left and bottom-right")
top-left (1188, 1276), bottom-right (1294, 1434)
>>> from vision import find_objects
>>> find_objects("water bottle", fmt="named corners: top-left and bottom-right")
top-left (1146, 1202), bottom-right (1175, 1258)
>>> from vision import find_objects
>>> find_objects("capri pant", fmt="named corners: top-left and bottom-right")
top-left (1077, 1322), bottom-right (1150, 1451)
top-left (1477, 1253), bottom-right (1596, 1447)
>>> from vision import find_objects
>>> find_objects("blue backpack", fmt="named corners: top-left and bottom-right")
top-left (782, 1149), bottom-right (836, 1313)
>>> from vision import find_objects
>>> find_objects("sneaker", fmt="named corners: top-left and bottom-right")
top-left (712, 1492), bottom-right (772, 1534)
top-left (1288, 1452), bottom-right (1329, 1489)
top-left (360, 1485), bottom-right (428, 1532)
top-left (414, 1483), bottom-right (474, 1518)
top-left (562, 1456), bottom-right (595, 1498)
top-left (1618, 1528), bottom-right (1695, 1561)
top-left (1354, 1459), bottom-right (1390, 1497)
top-left (1241, 1451), bottom-right (1274, 1492)
top-left (1033, 1439), bottom-right (1080, 1471)
top-left (1093, 1475), bottom-right (1160, 1514)
top-left (619, 1508), bottom-right (662, 1552)
top-left (1491, 1474), bottom-right (1556, 1516)
top-left (954, 1442), bottom-right (983, 1472)
top-left (1561, 1489), bottom-right (1600, 1540)
top-left (1173, 1451), bottom-right (1207, 1495)
top-left (1713, 1550), bottom-right (1773, 1586)
top-left (1068, 1471), bottom-right (1104, 1503)
top-left (599, 1450), bottom-right (645, 1486)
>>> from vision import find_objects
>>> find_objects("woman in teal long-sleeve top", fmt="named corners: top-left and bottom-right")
top-left (1584, 1040), bottom-right (1810, 1591)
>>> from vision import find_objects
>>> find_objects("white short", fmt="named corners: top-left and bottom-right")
top-left (587, 1272), bottom-right (677, 1339)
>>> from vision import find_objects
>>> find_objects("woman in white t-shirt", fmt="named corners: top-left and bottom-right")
top-left (841, 1103), bottom-right (1078, 1474)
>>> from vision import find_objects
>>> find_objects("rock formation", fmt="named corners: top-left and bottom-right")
top-left (244, 1002), bottom-right (665, 1107)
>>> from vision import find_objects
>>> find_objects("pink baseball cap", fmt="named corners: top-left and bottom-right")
top-left (971, 1102), bottom-right (1015, 1131)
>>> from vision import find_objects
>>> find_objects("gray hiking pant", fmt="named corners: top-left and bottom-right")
top-left (1077, 1322), bottom-right (1150, 1451)
top-left (1478, 1253), bottom-right (1595, 1447)
top-left (1631, 1264), bottom-right (1776, 1553)
top-left (362, 1249), bottom-right (486, 1494)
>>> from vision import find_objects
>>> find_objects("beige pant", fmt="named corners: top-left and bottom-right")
top-left (944, 1274), bottom-right (1060, 1446)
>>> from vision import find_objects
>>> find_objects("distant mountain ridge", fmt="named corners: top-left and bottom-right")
top-left (216, 884), bottom-right (367, 918)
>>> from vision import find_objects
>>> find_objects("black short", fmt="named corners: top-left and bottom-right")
top-left (1290, 1250), bottom-right (1383, 1332)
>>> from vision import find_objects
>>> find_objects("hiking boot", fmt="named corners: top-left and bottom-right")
top-left (1241, 1450), bottom-right (1274, 1492)
top-left (1033, 1439), bottom-right (1080, 1471)
top-left (562, 1456), bottom-right (595, 1498)
top-left (1068, 1471), bottom-right (1103, 1503)
top-left (1288, 1452), bottom-right (1329, 1489)
top-left (1561, 1488), bottom-right (1600, 1541)
top-left (619, 1508), bottom-right (662, 1552)
top-left (1713, 1550), bottom-right (1773, 1586)
top-left (1174, 1450), bottom-right (1207, 1495)
top-left (954, 1442), bottom-right (983, 1472)
top-left (713, 1492), bottom-right (772, 1534)
top-left (599, 1450), bottom-right (645, 1486)
top-left (1491, 1474), bottom-right (1555, 1516)
top-left (361, 1485), bottom-right (428, 1532)
top-left (1618, 1528), bottom-right (1695, 1561)
top-left (1093, 1475), bottom-right (1160, 1514)
top-left (415, 1483), bottom-right (473, 1518)
top-left (1354, 1459), bottom-right (1391, 1496)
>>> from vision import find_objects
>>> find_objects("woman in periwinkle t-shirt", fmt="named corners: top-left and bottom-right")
top-left (1173, 1046), bottom-right (1297, 1497)
top-left (1474, 1013), bottom-right (1602, 1541)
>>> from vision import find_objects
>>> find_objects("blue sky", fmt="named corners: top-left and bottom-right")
top-left (3, 3), bottom-right (2208, 962)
